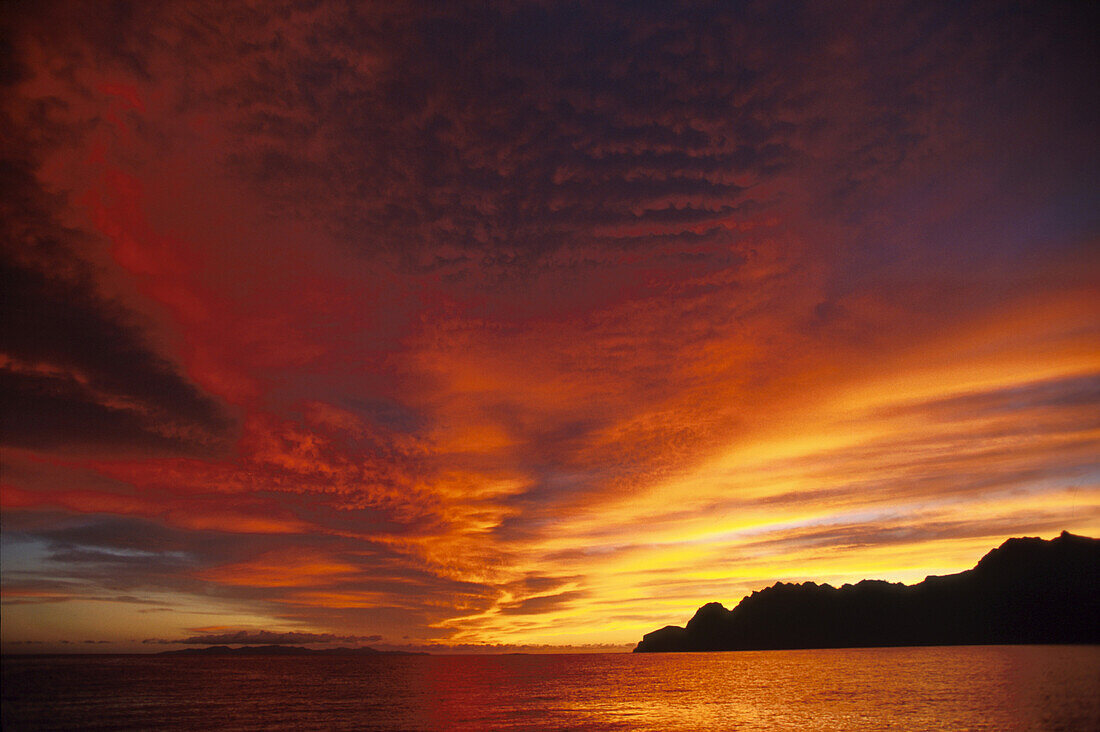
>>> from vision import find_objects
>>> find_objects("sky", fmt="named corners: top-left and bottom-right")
top-left (1, 0), bottom-right (1098, 654)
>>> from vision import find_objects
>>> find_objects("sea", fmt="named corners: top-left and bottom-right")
top-left (3, 645), bottom-right (1098, 730)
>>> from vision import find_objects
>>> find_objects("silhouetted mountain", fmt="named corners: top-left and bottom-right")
top-left (635, 531), bottom-right (1100, 652)
top-left (159, 645), bottom-right (424, 656)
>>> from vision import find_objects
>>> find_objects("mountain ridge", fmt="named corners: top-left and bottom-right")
top-left (634, 531), bottom-right (1100, 652)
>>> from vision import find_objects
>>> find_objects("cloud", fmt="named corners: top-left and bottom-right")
top-left (0, 582), bottom-right (174, 606)
top-left (879, 373), bottom-right (1100, 423)
top-left (0, 165), bottom-right (234, 455)
top-left (7, 1), bottom-right (808, 269)
top-left (497, 590), bottom-right (590, 616)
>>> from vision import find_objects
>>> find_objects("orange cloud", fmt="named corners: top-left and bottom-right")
top-left (198, 550), bottom-right (360, 588)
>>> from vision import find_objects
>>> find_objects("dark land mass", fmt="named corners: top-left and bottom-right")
top-left (158, 645), bottom-right (425, 656)
top-left (635, 531), bottom-right (1099, 652)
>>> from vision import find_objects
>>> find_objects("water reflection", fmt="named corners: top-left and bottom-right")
top-left (411, 647), bottom-right (1100, 730)
top-left (3, 646), bottom-right (1098, 730)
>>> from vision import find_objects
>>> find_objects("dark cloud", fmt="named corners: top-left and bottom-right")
top-left (33, 516), bottom-right (201, 555)
top-left (0, 163), bottom-right (233, 455)
top-left (0, 581), bottom-right (173, 606)
top-left (2, 511), bottom-right (501, 634)
top-left (501, 572), bottom-right (584, 597)
top-left (0, 278), bottom-right (231, 452)
top-left (1, 1), bottom-right (807, 270)
top-left (888, 374), bottom-right (1100, 423)
top-left (222, 1), bottom-right (802, 265)
top-left (85, 0), bottom-right (1085, 278)
top-left (497, 589), bottom-right (589, 616)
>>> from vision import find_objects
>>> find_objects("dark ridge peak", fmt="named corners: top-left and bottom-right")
top-left (974, 531), bottom-right (1098, 575)
top-left (842, 579), bottom-right (905, 591)
top-left (635, 532), bottom-right (1099, 652)
top-left (696, 601), bottom-right (729, 614)
top-left (686, 602), bottom-right (731, 627)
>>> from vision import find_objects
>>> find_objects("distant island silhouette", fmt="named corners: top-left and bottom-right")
top-left (159, 645), bottom-right (424, 656)
top-left (635, 531), bottom-right (1099, 652)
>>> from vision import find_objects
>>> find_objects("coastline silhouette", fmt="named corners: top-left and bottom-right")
top-left (159, 645), bottom-right (424, 656)
top-left (635, 531), bottom-right (1099, 652)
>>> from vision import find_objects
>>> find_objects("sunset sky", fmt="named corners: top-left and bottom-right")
top-left (2, 0), bottom-right (1098, 653)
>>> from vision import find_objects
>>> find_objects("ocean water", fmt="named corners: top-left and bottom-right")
top-left (3, 646), bottom-right (1098, 730)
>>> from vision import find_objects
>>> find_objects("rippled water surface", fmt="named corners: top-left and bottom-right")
top-left (4, 646), bottom-right (1098, 730)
